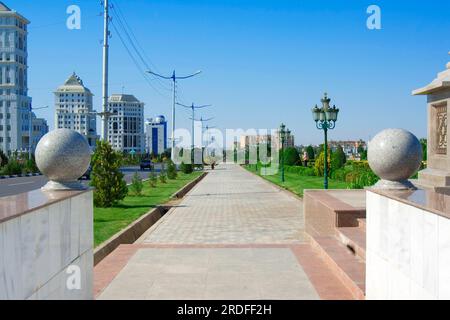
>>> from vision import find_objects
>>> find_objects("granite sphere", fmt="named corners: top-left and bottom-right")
top-left (368, 129), bottom-right (422, 182)
top-left (35, 129), bottom-right (91, 184)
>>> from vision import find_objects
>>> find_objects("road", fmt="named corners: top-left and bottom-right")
top-left (0, 165), bottom-right (162, 198)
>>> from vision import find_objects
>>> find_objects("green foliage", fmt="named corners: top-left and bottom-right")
top-left (159, 165), bottom-right (167, 183)
top-left (129, 172), bottom-right (144, 196)
top-left (23, 157), bottom-right (38, 174)
top-left (284, 165), bottom-right (316, 176)
top-left (283, 147), bottom-right (300, 166)
top-left (180, 161), bottom-right (193, 174)
top-left (331, 160), bottom-right (379, 189)
top-left (420, 138), bottom-right (427, 161)
top-left (148, 170), bottom-right (157, 188)
top-left (91, 140), bottom-right (128, 208)
top-left (166, 159), bottom-right (178, 179)
top-left (331, 146), bottom-right (346, 171)
top-left (0, 149), bottom-right (8, 167)
top-left (314, 149), bottom-right (331, 177)
top-left (306, 145), bottom-right (315, 160)
top-left (1, 159), bottom-right (22, 175)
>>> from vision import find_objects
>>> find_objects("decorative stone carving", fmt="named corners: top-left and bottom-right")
top-left (436, 104), bottom-right (447, 154)
top-left (35, 129), bottom-right (91, 191)
top-left (368, 128), bottom-right (422, 190)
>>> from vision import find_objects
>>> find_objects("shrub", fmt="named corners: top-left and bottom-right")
top-left (159, 165), bottom-right (167, 183)
top-left (129, 172), bottom-right (144, 196)
top-left (283, 147), bottom-right (300, 166)
top-left (0, 149), bottom-right (8, 167)
top-left (166, 159), bottom-right (177, 179)
top-left (306, 145), bottom-right (315, 160)
top-left (91, 140), bottom-right (128, 208)
top-left (314, 150), bottom-right (331, 177)
top-left (148, 170), bottom-right (157, 188)
top-left (1, 159), bottom-right (22, 175)
top-left (180, 161), bottom-right (193, 174)
top-left (284, 165), bottom-right (316, 176)
top-left (331, 146), bottom-right (346, 171)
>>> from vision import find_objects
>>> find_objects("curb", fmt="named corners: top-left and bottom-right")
top-left (0, 172), bottom-right (42, 180)
top-left (93, 171), bottom-right (208, 266)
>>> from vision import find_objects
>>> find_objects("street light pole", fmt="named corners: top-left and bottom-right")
top-left (102, 0), bottom-right (110, 141)
top-left (279, 123), bottom-right (286, 183)
top-left (176, 102), bottom-right (212, 164)
top-left (147, 70), bottom-right (202, 161)
top-left (312, 93), bottom-right (340, 190)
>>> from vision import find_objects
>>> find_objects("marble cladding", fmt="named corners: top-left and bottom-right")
top-left (366, 190), bottom-right (450, 299)
top-left (0, 191), bottom-right (94, 300)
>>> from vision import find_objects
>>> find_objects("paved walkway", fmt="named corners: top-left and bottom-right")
top-left (95, 164), bottom-right (353, 300)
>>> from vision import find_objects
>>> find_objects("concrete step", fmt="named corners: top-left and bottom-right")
top-left (308, 234), bottom-right (365, 300)
top-left (337, 226), bottom-right (366, 261)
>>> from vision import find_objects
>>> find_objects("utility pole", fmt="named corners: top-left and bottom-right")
top-left (176, 102), bottom-right (211, 163)
top-left (102, 0), bottom-right (110, 141)
top-left (147, 70), bottom-right (201, 160)
top-left (189, 116), bottom-right (214, 148)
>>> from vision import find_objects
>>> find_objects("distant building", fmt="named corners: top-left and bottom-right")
top-left (145, 115), bottom-right (167, 155)
top-left (107, 94), bottom-right (145, 154)
top-left (0, 2), bottom-right (32, 154)
top-left (240, 131), bottom-right (295, 150)
top-left (54, 73), bottom-right (98, 148)
top-left (329, 140), bottom-right (367, 159)
top-left (31, 113), bottom-right (48, 153)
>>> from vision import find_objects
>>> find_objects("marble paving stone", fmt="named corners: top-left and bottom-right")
top-left (3, 218), bottom-right (23, 299)
top-left (422, 210), bottom-right (439, 296)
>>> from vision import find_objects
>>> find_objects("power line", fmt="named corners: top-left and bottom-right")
top-left (110, 20), bottom-right (170, 99)
top-left (147, 70), bottom-right (202, 160)
top-left (110, 0), bottom-right (171, 92)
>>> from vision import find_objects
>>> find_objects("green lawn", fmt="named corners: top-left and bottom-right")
top-left (94, 171), bottom-right (202, 247)
top-left (244, 166), bottom-right (348, 196)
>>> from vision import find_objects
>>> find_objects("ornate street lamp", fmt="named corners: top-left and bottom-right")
top-left (279, 123), bottom-right (287, 183)
top-left (312, 93), bottom-right (340, 189)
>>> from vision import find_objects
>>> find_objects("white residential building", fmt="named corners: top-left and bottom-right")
top-left (0, 2), bottom-right (32, 154)
top-left (145, 115), bottom-right (167, 155)
top-left (54, 73), bottom-right (98, 148)
top-left (107, 94), bottom-right (145, 154)
top-left (31, 113), bottom-right (48, 153)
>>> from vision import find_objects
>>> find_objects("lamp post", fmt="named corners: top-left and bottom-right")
top-left (279, 123), bottom-right (287, 183)
top-left (312, 93), bottom-right (340, 189)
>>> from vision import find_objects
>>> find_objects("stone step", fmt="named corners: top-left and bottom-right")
top-left (357, 218), bottom-right (366, 229)
top-left (337, 227), bottom-right (366, 261)
top-left (308, 234), bottom-right (366, 300)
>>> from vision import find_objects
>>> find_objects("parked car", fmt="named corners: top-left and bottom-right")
top-left (81, 166), bottom-right (92, 180)
top-left (140, 159), bottom-right (154, 171)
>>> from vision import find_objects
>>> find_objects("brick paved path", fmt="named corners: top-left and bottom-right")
top-left (95, 164), bottom-right (353, 300)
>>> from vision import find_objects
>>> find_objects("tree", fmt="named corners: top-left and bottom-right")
top-left (314, 149), bottom-right (331, 177)
top-left (331, 145), bottom-right (346, 171)
top-left (166, 159), bottom-right (177, 179)
top-left (129, 172), bottom-right (144, 196)
top-left (180, 161), bottom-right (193, 174)
top-left (283, 147), bottom-right (300, 166)
top-left (0, 149), bottom-right (8, 167)
top-left (148, 170), bottom-right (157, 187)
top-left (306, 145), bottom-right (315, 160)
top-left (159, 165), bottom-right (167, 183)
top-left (91, 140), bottom-right (128, 207)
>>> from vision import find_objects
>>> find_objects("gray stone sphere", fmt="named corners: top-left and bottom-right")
top-left (368, 128), bottom-right (422, 182)
top-left (35, 129), bottom-right (91, 183)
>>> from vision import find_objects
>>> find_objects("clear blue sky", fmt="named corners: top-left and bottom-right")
top-left (9, 0), bottom-right (450, 145)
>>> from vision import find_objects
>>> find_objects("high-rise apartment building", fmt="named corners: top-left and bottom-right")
top-left (0, 2), bottom-right (32, 154)
top-left (145, 115), bottom-right (167, 155)
top-left (54, 73), bottom-right (98, 148)
top-left (107, 94), bottom-right (145, 154)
